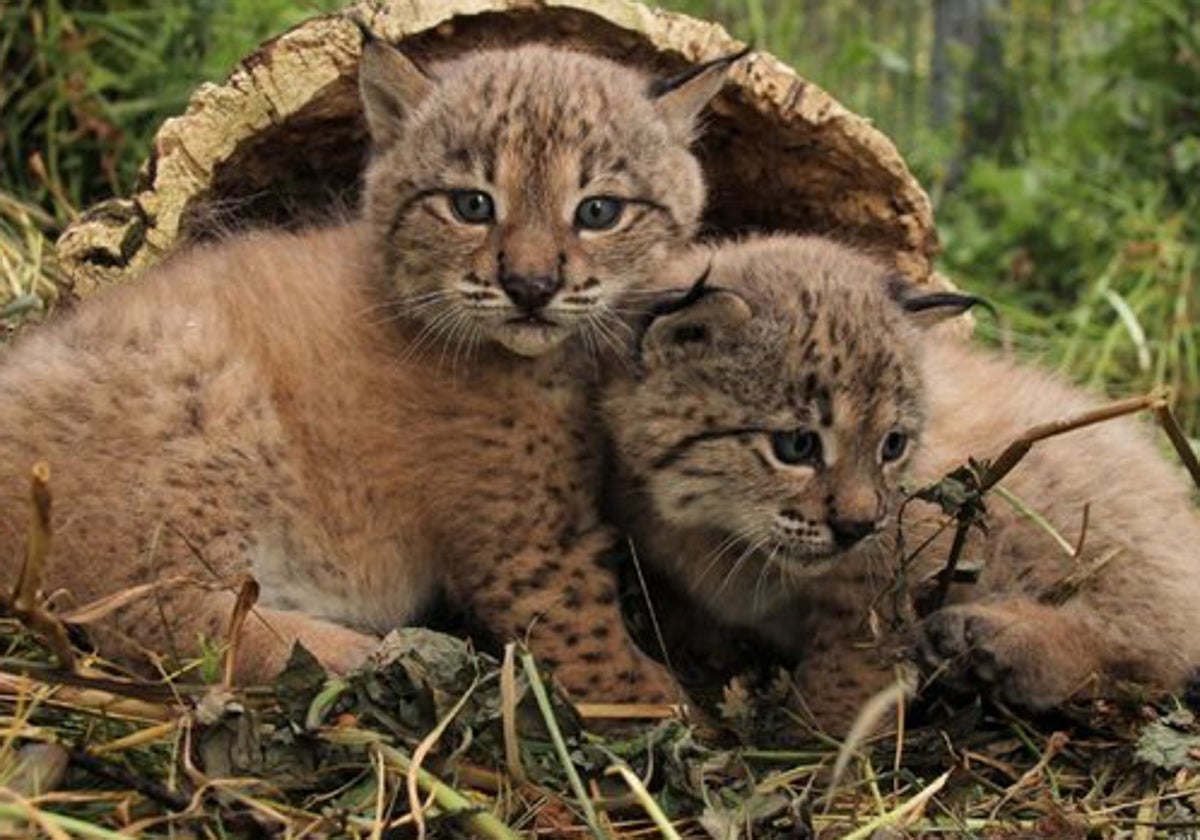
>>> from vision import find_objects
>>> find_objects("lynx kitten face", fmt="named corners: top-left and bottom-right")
top-left (359, 41), bottom-right (729, 357)
top-left (606, 237), bottom-right (964, 579)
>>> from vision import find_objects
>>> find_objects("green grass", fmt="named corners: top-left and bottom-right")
top-left (1, 0), bottom-right (1197, 440)
top-left (669, 0), bottom-right (1200, 440)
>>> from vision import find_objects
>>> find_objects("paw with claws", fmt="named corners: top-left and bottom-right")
top-left (915, 600), bottom-right (1099, 710)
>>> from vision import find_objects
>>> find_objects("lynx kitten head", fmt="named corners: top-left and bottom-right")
top-left (606, 236), bottom-right (980, 578)
top-left (358, 38), bottom-right (741, 357)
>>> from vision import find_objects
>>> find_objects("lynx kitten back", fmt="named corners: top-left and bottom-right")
top-left (604, 236), bottom-right (1200, 728)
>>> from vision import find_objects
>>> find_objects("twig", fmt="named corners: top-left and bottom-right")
top-left (979, 393), bottom-right (1164, 492)
top-left (4, 464), bottom-right (75, 671)
top-left (499, 643), bottom-right (527, 785)
top-left (405, 673), bottom-right (480, 840)
top-left (988, 730), bottom-right (1069, 819)
top-left (927, 515), bottom-right (973, 616)
top-left (1156, 403), bottom-right (1200, 491)
top-left (68, 749), bottom-right (191, 811)
top-left (222, 575), bottom-right (260, 688)
top-left (1072, 503), bottom-right (1091, 558)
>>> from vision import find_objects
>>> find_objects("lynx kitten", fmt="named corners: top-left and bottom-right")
top-left (604, 236), bottom-right (1200, 728)
top-left (0, 37), bottom-right (737, 701)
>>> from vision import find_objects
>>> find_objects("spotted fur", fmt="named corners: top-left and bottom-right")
top-left (0, 43), bottom-right (736, 701)
top-left (604, 235), bottom-right (1200, 730)
top-left (360, 41), bottom-right (722, 358)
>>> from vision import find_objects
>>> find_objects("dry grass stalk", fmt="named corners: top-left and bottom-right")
top-left (2, 465), bottom-right (75, 671)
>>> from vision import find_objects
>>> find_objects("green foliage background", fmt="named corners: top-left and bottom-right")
top-left (2, 0), bottom-right (1198, 438)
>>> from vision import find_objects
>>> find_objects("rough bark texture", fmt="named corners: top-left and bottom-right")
top-left (56, 0), bottom-right (940, 296)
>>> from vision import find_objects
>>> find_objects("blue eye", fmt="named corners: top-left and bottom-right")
top-left (881, 431), bottom-right (909, 463)
top-left (574, 197), bottom-right (625, 230)
top-left (770, 430), bottom-right (822, 466)
top-left (450, 190), bottom-right (495, 224)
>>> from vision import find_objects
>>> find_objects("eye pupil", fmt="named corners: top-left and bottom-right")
top-left (575, 197), bottom-right (624, 230)
top-left (771, 430), bottom-right (822, 465)
top-left (451, 190), bottom-right (494, 224)
top-left (882, 432), bottom-right (908, 462)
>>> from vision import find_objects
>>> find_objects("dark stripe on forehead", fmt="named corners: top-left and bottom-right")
top-left (652, 426), bottom-right (762, 471)
top-left (816, 386), bottom-right (833, 427)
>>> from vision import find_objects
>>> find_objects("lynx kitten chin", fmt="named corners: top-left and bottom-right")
top-left (0, 39), bottom-right (739, 702)
top-left (604, 235), bottom-right (1200, 731)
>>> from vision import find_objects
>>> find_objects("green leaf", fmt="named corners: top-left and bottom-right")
top-left (1135, 714), bottom-right (1200, 771)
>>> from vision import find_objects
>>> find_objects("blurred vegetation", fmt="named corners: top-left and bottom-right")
top-left (1, 0), bottom-right (1198, 439)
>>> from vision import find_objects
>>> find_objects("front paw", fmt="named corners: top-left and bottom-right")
top-left (915, 603), bottom-right (1092, 710)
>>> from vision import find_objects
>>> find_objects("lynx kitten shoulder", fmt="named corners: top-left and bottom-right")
top-left (604, 236), bottom-right (1200, 728)
top-left (0, 39), bottom-right (736, 701)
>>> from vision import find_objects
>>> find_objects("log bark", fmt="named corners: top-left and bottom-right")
top-left (56, 0), bottom-right (940, 296)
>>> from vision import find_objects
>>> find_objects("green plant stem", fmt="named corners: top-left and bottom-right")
top-left (376, 743), bottom-right (520, 840)
top-left (519, 651), bottom-right (604, 840)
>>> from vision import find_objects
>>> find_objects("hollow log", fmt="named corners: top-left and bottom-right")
top-left (56, 0), bottom-right (939, 297)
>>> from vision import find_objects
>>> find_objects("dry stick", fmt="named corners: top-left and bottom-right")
top-left (405, 675), bottom-right (480, 840)
top-left (222, 576), bottom-right (260, 688)
top-left (927, 392), bottom-right (1166, 612)
top-left (68, 749), bottom-right (191, 812)
top-left (6, 463), bottom-right (75, 671)
top-left (499, 643), bottom-right (528, 786)
top-left (1072, 503), bottom-right (1091, 559)
top-left (979, 393), bottom-right (1165, 492)
top-left (1156, 403), bottom-right (1200, 491)
top-left (928, 518), bottom-right (974, 617)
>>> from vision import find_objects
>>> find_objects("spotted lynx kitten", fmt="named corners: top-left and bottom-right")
top-left (604, 236), bottom-right (1200, 729)
top-left (0, 38), bottom-right (737, 700)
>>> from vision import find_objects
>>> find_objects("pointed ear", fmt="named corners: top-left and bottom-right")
top-left (888, 275), bottom-right (993, 329)
top-left (358, 32), bottom-right (434, 148)
top-left (641, 286), bottom-right (753, 365)
top-left (651, 46), bottom-right (750, 142)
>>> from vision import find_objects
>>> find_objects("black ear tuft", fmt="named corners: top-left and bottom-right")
top-left (646, 263), bottom-right (714, 320)
top-left (639, 266), bottom-right (753, 365)
top-left (902, 291), bottom-right (995, 318)
top-left (648, 45), bottom-right (753, 98)
top-left (649, 46), bottom-right (751, 141)
top-left (887, 273), bottom-right (995, 328)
